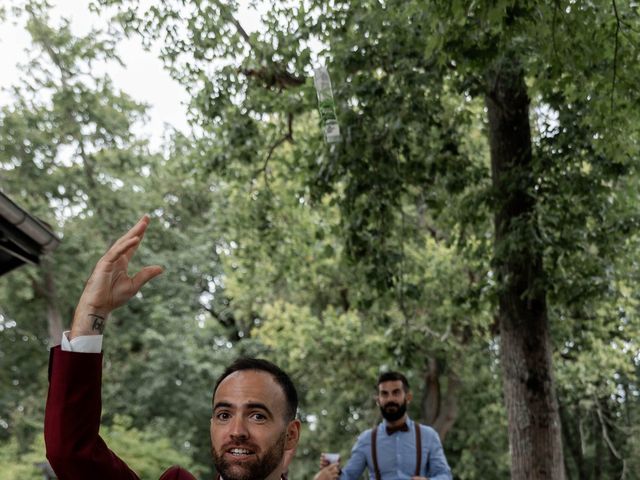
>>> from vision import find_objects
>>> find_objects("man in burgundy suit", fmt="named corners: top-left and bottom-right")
top-left (45, 215), bottom-right (301, 480)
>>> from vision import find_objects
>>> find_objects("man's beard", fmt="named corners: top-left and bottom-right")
top-left (380, 400), bottom-right (408, 422)
top-left (212, 430), bottom-right (286, 480)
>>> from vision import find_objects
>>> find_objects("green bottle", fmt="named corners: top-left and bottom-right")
top-left (313, 66), bottom-right (341, 144)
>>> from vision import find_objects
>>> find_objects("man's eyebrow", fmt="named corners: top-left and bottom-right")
top-left (213, 401), bottom-right (233, 411)
top-left (212, 401), bottom-right (273, 417)
top-left (245, 402), bottom-right (273, 417)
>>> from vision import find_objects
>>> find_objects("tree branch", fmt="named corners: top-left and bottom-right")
top-left (208, 0), bottom-right (305, 90)
top-left (26, 271), bottom-right (46, 298)
top-left (201, 302), bottom-right (236, 329)
top-left (231, 17), bottom-right (253, 49)
top-left (594, 396), bottom-right (627, 479)
top-left (611, 0), bottom-right (621, 111)
top-left (422, 357), bottom-right (441, 425)
top-left (552, 0), bottom-right (560, 62)
top-left (432, 368), bottom-right (460, 442)
top-left (256, 112), bottom-right (294, 186)
top-left (241, 66), bottom-right (306, 90)
top-left (210, 0), bottom-right (256, 52)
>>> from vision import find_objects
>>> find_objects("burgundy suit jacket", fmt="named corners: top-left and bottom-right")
top-left (44, 346), bottom-right (197, 480)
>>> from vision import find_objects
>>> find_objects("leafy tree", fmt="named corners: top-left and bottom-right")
top-left (96, 0), bottom-right (640, 478)
top-left (0, 0), bottom-right (149, 455)
top-left (0, 415), bottom-right (195, 480)
top-left (0, 433), bottom-right (51, 480)
top-left (3, 1), bottom-right (640, 479)
top-left (0, 3), bottom-right (225, 475)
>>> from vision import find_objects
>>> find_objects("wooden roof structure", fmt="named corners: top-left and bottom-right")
top-left (0, 191), bottom-right (60, 276)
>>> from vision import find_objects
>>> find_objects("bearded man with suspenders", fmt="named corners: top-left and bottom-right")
top-left (317, 372), bottom-right (452, 480)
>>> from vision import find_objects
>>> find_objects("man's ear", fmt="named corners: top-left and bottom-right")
top-left (406, 390), bottom-right (413, 403)
top-left (285, 419), bottom-right (301, 450)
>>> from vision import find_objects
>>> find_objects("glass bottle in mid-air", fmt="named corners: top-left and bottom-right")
top-left (313, 66), bottom-right (341, 144)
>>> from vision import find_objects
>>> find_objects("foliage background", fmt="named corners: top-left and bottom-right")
top-left (1, 1), bottom-right (639, 479)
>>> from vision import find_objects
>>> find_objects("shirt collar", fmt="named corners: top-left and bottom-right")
top-left (381, 416), bottom-right (413, 429)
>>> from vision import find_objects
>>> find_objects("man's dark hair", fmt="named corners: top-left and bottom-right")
top-left (377, 371), bottom-right (410, 392)
top-left (213, 357), bottom-right (298, 421)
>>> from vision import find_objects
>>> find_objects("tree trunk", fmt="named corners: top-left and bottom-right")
top-left (420, 356), bottom-right (460, 442)
top-left (422, 357), bottom-right (441, 426)
top-left (35, 258), bottom-right (64, 346)
top-left (485, 56), bottom-right (565, 480)
top-left (559, 403), bottom-right (587, 479)
top-left (593, 412), bottom-right (602, 480)
top-left (44, 266), bottom-right (63, 347)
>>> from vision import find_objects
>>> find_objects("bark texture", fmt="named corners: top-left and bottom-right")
top-left (485, 57), bottom-right (566, 480)
top-left (420, 357), bottom-right (460, 442)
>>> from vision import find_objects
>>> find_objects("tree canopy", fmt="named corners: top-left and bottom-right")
top-left (1, 1), bottom-right (639, 479)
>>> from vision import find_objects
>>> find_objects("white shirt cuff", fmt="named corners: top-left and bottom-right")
top-left (61, 331), bottom-right (103, 353)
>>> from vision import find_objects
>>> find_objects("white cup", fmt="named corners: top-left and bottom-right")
top-left (324, 453), bottom-right (340, 464)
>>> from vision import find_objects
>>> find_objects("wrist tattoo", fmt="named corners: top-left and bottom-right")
top-left (89, 314), bottom-right (106, 334)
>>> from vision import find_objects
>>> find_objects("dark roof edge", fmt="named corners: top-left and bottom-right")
top-left (0, 190), bottom-right (61, 252)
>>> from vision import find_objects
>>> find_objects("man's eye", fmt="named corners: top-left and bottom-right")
top-left (250, 412), bottom-right (267, 422)
top-left (216, 412), bottom-right (231, 421)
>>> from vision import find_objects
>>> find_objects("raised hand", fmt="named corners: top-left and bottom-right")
top-left (70, 215), bottom-right (163, 339)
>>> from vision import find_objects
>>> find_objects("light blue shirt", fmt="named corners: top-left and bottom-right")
top-left (340, 417), bottom-right (452, 480)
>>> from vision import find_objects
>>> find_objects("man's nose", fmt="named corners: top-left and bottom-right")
top-left (229, 416), bottom-right (249, 440)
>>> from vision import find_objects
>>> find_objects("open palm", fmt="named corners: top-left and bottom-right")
top-left (72, 215), bottom-right (163, 336)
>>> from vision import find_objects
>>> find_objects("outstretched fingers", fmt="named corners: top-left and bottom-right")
top-left (131, 265), bottom-right (164, 292)
top-left (102, 215), bottom-right (151, 263)
top-left (124, 215), bottom-right (153, 261)
top-left (103, 236), bottom-right (141, 263)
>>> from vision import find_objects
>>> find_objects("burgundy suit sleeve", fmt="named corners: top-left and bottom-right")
top-left (160, 465), bottom-right (197, 479)
top-left (45, 346), bottom-right (139, 480)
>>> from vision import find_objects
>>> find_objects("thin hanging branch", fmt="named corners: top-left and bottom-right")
top-left (209, 0), bottom-right (305, 89)
top-left (611, 0), bottom-right (621, 111)
top-left (594, 396), bottom-right (628, 479)
top-left (230, 16), bottom-right (254, 49)
top-left (552, 0), bottom-right (560, 62)
top-left (210, 0), bottom-right (256, 52)
top-left (256, 112), bottom-right (294, 187)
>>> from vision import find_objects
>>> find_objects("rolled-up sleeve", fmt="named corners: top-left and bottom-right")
top-left (340, 430), bottom-right (370, 480)
top-left (423, 426), bottom-right (452, 480)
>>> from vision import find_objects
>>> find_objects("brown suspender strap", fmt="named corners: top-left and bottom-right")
top-left (371, 422), bottom-right (423, 479)
top-left (414, 422), bottom-right (422, 476)
top-left (371, 426), bottom-right (382, 480)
